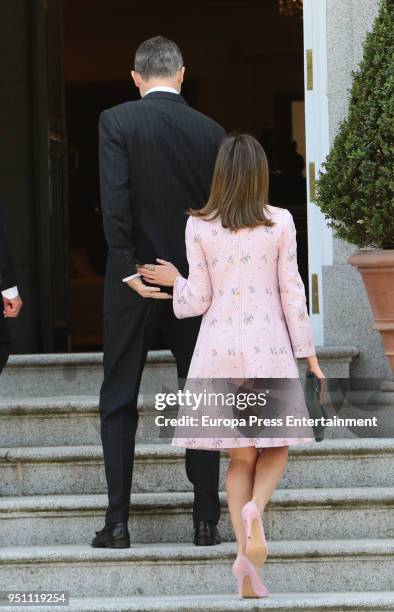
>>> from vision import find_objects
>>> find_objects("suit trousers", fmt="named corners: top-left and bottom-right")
top-left (99, 289), bottom-right (221, 525)
top-left (0, 312), bottom-right (11, 374)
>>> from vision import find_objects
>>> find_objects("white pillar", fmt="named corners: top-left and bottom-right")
top-left (303, 0), bottom-right (332, 346)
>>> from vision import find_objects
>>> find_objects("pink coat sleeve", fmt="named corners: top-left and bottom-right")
top-left (173, 217), bottom-right (213, 319)
top-left (278, 209), bottom-right (316, 358)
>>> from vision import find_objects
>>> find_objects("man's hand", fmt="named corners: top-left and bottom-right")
top-left (138, 259), bottom-right (181, 287)
top-left (3, 295), bottom-right (23, 318)
top-left (127, 276), bottom-right (172, 299)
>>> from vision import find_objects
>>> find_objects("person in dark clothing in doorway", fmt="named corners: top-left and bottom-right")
top-left (0, 207), bottom-right (22, 374)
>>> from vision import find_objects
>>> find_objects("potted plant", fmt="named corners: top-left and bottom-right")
top-left (316, 0), bottom-right (394, 374)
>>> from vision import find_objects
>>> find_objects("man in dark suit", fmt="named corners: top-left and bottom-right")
top-left (0, 208), bottom-right (22, 373)
top-left (92, 36), bottom-right (226, 549)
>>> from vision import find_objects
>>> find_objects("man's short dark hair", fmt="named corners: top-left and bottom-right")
top-left (134, 35), bottom-right (183, 80)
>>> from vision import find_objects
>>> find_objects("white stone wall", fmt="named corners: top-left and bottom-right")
top-left (323, 0), bottom-right (391, 379)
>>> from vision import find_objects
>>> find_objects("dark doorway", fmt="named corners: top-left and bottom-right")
top-left (64, 0), bottom-right (307, 350)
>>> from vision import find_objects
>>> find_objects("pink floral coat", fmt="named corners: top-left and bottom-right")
top-left (172, 205), bottom-right (316, 448)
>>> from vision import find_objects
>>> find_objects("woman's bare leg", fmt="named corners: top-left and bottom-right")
top-left (252, 446), bottom-right (289, 511)
top-left (226, 447), bottom-right (259, 554)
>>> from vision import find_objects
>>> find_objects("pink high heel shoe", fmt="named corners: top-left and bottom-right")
top-left (232, 553), bottom-right (269, 598)
top-left (241, 500), bottom-right (268, 567)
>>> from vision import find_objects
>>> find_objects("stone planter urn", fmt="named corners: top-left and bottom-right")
top-left (348, 249), bottom-right (394, 376)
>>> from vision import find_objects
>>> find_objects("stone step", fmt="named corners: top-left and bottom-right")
top-left (0, 488), bottom-right (393, 546)
top-left (0, 540), bottom-right (392, 596)
top-left (0, 395), bottom-right (173, 446)
top-left (0, 351), bottom-right (177, 399)
top-left (2, 391), bottom-right (394, 449)
top-left (4, 592), bottom-right (394, 612)
top-left (0, 347), bottom-right (358, 398)
top-left (1, 440), bottom-right (393, 496)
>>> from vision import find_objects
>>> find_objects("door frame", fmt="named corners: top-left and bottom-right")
top-left (303, 0), bottom-right (332, 347)
top-left (31, 0), bottom-right (70, 352)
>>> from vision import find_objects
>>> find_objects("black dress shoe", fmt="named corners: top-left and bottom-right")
top-left (194, 521), bottom-right (221, 546)
top-left (91, 522), bottom-right (130, 548)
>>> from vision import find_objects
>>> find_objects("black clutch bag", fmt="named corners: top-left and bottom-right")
top-left (303, 371), bottom-right (327, 442)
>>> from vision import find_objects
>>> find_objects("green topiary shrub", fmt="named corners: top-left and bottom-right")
top-left (316, 0), bottom-right (394, 249)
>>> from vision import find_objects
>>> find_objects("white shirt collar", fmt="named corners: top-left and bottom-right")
top-left (143, 86), bottom-right (179, 97)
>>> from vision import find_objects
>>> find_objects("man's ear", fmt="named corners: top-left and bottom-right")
top-left (178, 66), bottom-right (185, 87)
top-left (131, 70), bottom-right (142, 88)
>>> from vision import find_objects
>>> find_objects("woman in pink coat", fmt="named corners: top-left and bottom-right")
top-left (139, 134), bottom-right (325, 599)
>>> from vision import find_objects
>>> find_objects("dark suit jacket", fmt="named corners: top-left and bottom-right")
top-left (0, 207), bottom-right (16, 293)
top-left (99, 91), bottom-right (226, 312)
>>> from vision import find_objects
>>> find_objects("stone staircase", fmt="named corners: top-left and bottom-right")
top-left (0, 349), bottom-right (393, 611)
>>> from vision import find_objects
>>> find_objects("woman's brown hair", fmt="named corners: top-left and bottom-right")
top-left (189, 133), bottom-right (275, 230)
